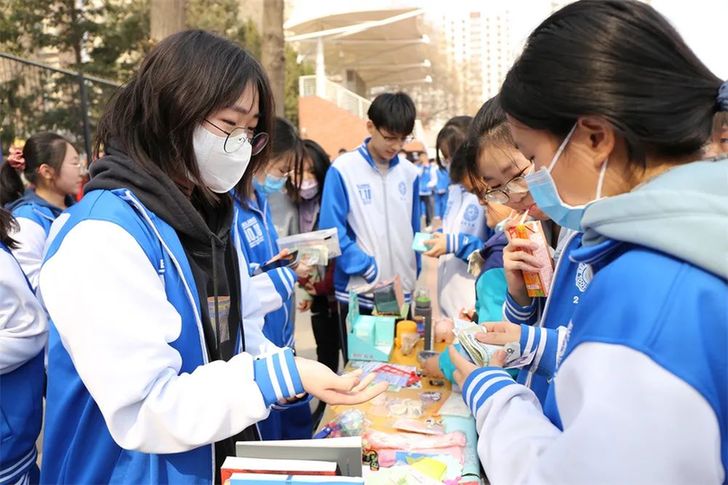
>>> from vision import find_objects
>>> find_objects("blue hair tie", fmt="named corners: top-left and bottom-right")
top-left (718, 81), bottom-right (728, 112)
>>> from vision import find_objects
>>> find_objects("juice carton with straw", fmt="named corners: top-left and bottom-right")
top-left (506, 220), bottom-right (553, 297)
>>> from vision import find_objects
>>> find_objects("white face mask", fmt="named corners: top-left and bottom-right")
top-left (192, 125), bottom-right (252, 193)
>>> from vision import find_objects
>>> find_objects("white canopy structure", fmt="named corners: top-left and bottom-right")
top-left (285, 7), bottom-right (432, 96)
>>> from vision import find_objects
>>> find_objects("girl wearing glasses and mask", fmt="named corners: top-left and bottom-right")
top-left (1, 132), bottom-right (84, 289)
top-left (463, 95), bottom-right (590, 406)
top-left (37, 31), bottom-right (385, 484)
top-left (449, 1), bottom-right (727, 482)
top-left (232, 117), bottom-right (314, 441)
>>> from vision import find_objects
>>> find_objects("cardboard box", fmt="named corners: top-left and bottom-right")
top-left (347, 292), bottom-right (395, 362)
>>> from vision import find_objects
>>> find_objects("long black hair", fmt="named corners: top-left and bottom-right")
top-left (500, 0), bottom-right (723, 166)
top-left (0, 208), bottom-right (18, 249)
top-left (301, 139), bottom-right (331, 197)
top-left (95, 30), bottom-right (274, 202)
top-left (0, 132), bottom-right (72, 206)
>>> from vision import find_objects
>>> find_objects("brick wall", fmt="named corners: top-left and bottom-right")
top-left (298, 96), bottom-right (369, 157)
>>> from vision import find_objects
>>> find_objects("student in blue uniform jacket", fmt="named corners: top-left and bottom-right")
top-left (319, 92), bottom-right (421, 360)
top-left (463, 95), bottom-right (586, 405)
top-left (0, 132), bottom-right (84, 289)
top-left (233, 117), bottom-right (314, 440)
top-left (0, 208), bottom-right (48, 485)
top-left (450, 2), bottom-right (728, 482)
top-left (433, 116), bottom-right (471, 221)
top-left (36, 30), bottom-right (385, 485)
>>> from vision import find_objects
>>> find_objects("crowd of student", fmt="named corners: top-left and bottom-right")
top-left (0, 0), bottom-right (726, 483)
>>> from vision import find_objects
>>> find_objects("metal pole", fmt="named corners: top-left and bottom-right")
top-left (315, 36), bottom-right (326, 98)
top-left (78, 74), bottom-right (92, 159)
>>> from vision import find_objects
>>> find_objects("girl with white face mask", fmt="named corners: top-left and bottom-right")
top-left (37, 30), bottom-right (386, 485)
top-left (448, 1), bottom-right (728, 483)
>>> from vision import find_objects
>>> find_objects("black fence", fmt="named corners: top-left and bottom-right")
top-left (0, 52), bottom-right (121, 160)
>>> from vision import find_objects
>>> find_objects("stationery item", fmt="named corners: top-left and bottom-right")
top-left (276, 228), bottom-right (341, 261)
top-left (506, 220), bottom-right (554, 297)
top-left (412, 232), bottom-right (433, 252)
top-left (228, 474), bottom-right (364, 485)
top-left (393, 418), bottom-right (445, 435)
top-left (259, 249), bottom-right (299, 272)
top-left (314, 409), bottom-right (366, 439)
top-left (362, 430), bottom-right (466, 451)
top-left (437, 391), bottom-right (471, 418)
top-left (220, 456), bottom-right (336, 484)
top-left (235, 437), bottom-right (363, 478)
top-left (346, 292), bottom-right (395, 362)
top-left (372, 275), bottom-right (406, 316)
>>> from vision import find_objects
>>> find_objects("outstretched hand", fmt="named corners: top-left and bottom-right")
top-left (295, 358), bottom-right (388, 405)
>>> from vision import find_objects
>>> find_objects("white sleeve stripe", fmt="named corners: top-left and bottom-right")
top-left (266, 354), bottom-right (283, 401)
top-left (523, 325), bottom-right (536, 355)
top-left (531, 327), bottom-right (549, 372)
top-left (505, 299), bottom-right (533, 318)
top-left (278, 351), bottom-right (296, 396)
top-left (469, 375), bottom-right (513, 410)
top-left (464, 369), bottom-right (505, 405)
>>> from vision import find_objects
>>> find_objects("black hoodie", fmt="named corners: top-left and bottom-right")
top-left (85, 142), bottom-right (258, 476)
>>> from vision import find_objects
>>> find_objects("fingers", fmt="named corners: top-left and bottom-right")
top-left (482, 322), bottom-right (510, 333)
top-left (350, 372), bottom-right (377, 393)
top-left (475, 332), bottom-right (514, 346)
top-left (505, 238), bottom-right (539, 252)
top-left (452, 369), bottom-right (465, 389)
top-left (422, 238), bottom-right (436, 248)
top-left (490, 350), bottom-right (507, 368)
top-left (448, 345), bottom-right (477, 375)
top-left (323, 381), bottom-right (389, 406)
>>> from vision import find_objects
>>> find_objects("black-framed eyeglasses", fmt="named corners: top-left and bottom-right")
top-left (483, 163), bottom-right (533, 204)
top-left (376, 127), bottom-right (415, 145)
top-left (204, 119), bottom-right (269, 155)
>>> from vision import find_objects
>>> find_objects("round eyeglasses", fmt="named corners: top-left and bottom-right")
top-left (483, 164), bottom-right (532, 204)
top-left (204, 119), bottom-right (269, 155)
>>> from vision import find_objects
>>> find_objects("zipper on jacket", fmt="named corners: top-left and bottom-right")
top-left (380, 173), bottom-right (395, 274)
top-left (524, 230), bottom-right (580, 389)
top-left (158, 258), bottom-right (166, 285)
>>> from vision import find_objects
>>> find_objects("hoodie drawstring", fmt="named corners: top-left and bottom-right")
top-left (211, 235), bottom-right (220, 352)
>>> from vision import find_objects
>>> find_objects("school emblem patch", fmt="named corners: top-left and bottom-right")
top-left (575, 263), bottom-right (593, 292)
top-left (463, 204), bottom-right (479, 223)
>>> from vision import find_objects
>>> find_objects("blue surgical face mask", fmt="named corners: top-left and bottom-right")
top-left (254, 173), bottom-right (288, 195)
top-left (524, 124), bottom-right (608, 232)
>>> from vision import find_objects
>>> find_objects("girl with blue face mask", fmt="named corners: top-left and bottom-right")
top-left (449, 1), bottom-right (728, 482)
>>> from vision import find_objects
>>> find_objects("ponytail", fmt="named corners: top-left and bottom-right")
top-left (0, 132), bottom-right (71, 206)
top-left (0, 207), bottom-right (18, 249)
top-left (0, 161), bottom-right (25, 206)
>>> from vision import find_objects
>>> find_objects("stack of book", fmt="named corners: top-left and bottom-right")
top-left (222, 437), bottom-right (364, 485)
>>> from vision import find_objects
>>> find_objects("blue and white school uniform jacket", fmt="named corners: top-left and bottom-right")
top-left (502, 229), bottom-right (588, 405)
top-left (437, 184), bottom-right (492, 318)
top-left (319, 139), bottom-right (421, 308)
top-left (233, 189), bottom-right (297, 348)
top-left (460, 160), bottom-right (728, 483)
top-left (38, 189), bottom-right (302, 484)
top-left (418, 164), bottom-right (433, 196)
top-left (0, 243), bottom-right (47, 485)
top-left (6, 189), bottom-right (67, 290)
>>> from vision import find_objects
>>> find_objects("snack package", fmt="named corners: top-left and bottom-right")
top-left (506, 221), bottom-right (554, 297)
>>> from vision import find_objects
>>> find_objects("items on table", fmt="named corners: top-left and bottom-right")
top-left (313, 409), bottom-right (367, 439)
top-left (394, 320), bottom-right (420, 356)
top-left (372, 275), bottom-right (406, 316)
top-left (349, 361), bottom-right (421, 391)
